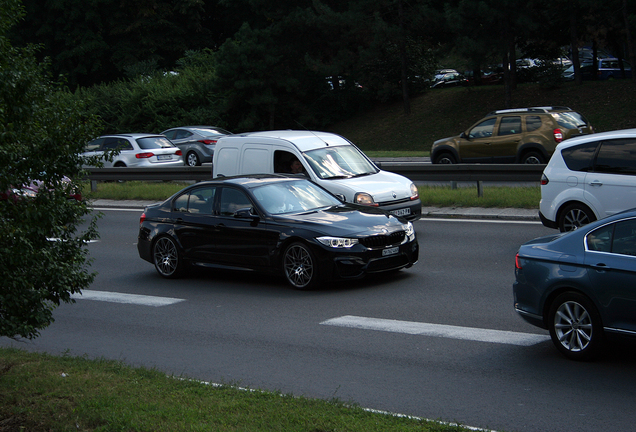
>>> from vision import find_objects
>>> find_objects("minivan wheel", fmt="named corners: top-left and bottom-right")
top-left (434, 152), bottom-right (456, 164)
top-left (548, 292), bottom-right (603, 361)
top-left (283, 242), bottom-right (317, 289)
top-left (153, 236), bottom-right (183, 278)
top-left (558, 203), bottom-right (596, 232)
top-left (521, 151), bottom-right (545, 164)
top-left (186, 151), bottom-right (200, 167)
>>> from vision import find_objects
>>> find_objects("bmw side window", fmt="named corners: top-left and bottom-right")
top-left (497, 116), bottom-right (521, 136)
top-left (188, 187), bottom-right (215, 215)
top-left (594, 139), bottom-right (636, 175)
top-left (219, 188), bottom-right (252, 216)
top-left (173, 193), bottom-right (189, 212)
top-left (468, 118), bottom-right (496, 139)
top-left (525, 116), bottom-right (542, 132)
top-left (561, 141), bottom-right (599, 172)
top-left (611, 219), bottom-right (636, 256)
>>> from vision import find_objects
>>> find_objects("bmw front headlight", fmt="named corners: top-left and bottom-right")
top-left (317, 236), bottom-right (359, 248)
top-left (404, 222), bottom-right (415, 242)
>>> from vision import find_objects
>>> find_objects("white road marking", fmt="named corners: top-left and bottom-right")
top-left (71, 289), bottom-right (185, 307)
top-left (321, 315), bottom-right (549, 346)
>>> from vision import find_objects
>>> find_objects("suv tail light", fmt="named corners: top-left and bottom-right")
top-left (553, 128), bottom-right (564, 143)
top-left (136, 152), bottom-right (155, 159)
top-left (541, 174), bottom-right (549, 185)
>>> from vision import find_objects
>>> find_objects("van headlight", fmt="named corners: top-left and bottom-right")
top-left (404, 222), bottom-right (415, 242)
top-left (317, 236), bottom-right (359, 248)
top-left (354, 192), bottom-right (378, 206)
top-left (410, 183), bottom-right (419, 200)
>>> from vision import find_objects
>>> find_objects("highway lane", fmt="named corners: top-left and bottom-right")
top-left (3, 209), bottom-right (636, 432)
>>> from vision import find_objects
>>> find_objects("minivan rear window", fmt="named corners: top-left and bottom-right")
top-left (561, 141), bottom-right (599, 172)
top-left (594, 139), bottom-right (636, 175)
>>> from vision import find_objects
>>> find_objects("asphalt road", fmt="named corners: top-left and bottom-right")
top-left (3, 208), bottom-right (636, 432)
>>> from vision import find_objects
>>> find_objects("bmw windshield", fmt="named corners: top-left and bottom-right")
top-left (303, 146), bottom-right (379, 180)
top-left (252, 180), bottom-right (342, 214)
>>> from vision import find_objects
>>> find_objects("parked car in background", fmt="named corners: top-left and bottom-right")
top-left (539, 128), bottom-right (636, 232)
top-left (82, 134), bottom-right (183, 168)
top-left (430, 71), bottom-right (468, 88)
top-left (161, 126), bottom-right (232, 166)
top-left (431, 107), bottom-right (594, 164)
top-left (562, 58), bottom-right (631, 81)
top-left (514, 209), bottom-right (636, 360)
top-left (137, 175), bottom-right (418, 289)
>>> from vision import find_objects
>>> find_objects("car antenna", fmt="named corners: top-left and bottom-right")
top-left (294, 120), bottom-right (329, 146)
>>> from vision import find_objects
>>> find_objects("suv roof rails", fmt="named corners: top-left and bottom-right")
top-left (488, 106), bottom-right (572, 115)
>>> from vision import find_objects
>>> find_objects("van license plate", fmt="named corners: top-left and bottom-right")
top-left (157, 155), bottom-right (171, 160)
top-left (382, 246), bottom-right (399, 256)
top-left (390, 208), bottom-right (410, 217)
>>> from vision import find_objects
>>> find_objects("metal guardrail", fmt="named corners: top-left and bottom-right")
top-left (86, 163), bottom-right (545, 185)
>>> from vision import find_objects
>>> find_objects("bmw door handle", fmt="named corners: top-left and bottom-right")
top-left (591, 262), bottom-right (611, 272)
top-left (589, 180), bottom-right (603, 187)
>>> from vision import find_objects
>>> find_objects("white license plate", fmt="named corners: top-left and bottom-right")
top-left (382, 246), bottom-right (399, 256)
top-left (390, 208), bottom-right (411, 217)
top-left (157, 154), bottom-right (171, 160)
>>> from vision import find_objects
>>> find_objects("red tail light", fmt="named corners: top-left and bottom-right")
top-left (140, 212), bottom-right (146, 225)
top-left (553, 128), bottom-right (564, 143)
top-left (175, 149), bottom-right (182, 156)
top-left (136, 152), bottom-right (155, 159)
top-left (198, 139), bottom-right (218, 145)
top-left (515, 253), bottom-right (522, 270)
top-left (541, 174), bottom-right (549, 186)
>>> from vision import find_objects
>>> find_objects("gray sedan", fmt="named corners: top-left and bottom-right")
top-left (161, 126), bottom-right (232, 166)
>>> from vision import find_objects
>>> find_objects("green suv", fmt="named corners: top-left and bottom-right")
top-left (431, 107), bottom-right (594, 164)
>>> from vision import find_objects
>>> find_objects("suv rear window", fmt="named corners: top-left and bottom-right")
top-left (551, 112), bottom-right (589, 129)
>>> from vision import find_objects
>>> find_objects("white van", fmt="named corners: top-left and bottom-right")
top-left (212, 130), bottom-right (421, 220)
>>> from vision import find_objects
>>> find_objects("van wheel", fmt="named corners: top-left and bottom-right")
top-left (434, 152), bottom-right (456, 164)
top-left (521, 151), bottom-right (545, 164)
top-left (283, 242), bottom-right (318, 289)
top-left (558, 204), bottom-right (596, 232)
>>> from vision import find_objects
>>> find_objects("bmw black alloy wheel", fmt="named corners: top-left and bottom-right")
top-left (153, 236), bottom-right (183, 278)
top-left (283, 242), bottom-right (317, 289)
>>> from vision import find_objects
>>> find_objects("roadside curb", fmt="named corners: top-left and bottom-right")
top-left (90, 200), bottom-right (540, 222)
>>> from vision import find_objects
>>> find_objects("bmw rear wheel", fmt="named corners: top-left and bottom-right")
top-left (153, 236), bottom-right (183, 278)
top-left (548, 292), bottom-right (603, 361)
top-left (283, 242), bottom-right (317, 289)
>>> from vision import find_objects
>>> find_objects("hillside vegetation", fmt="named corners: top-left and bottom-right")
top-left (331, 80), bottom-right (636, 152)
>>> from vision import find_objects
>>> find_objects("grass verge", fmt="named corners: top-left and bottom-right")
top-left (84, 181), bottom-right (540, 209)
top-left (0, 347), bottom-right (473, 432)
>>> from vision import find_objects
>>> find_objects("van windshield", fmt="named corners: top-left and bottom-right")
top-left (303, 146), bottom-right (378, 180)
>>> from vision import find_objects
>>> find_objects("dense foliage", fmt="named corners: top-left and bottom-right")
top-left (0, 0), bottom-right (102, 338)
top-left (11, 0), bottom-right (636, 133)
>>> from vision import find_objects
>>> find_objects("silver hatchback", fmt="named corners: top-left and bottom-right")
top-left (82, 134), bottom-right (183, 168)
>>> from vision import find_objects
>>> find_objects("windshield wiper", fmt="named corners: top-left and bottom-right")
top-left (324, 175), bottom-right (351, 180)
top-left (353, 172), bottom-right (375, 178)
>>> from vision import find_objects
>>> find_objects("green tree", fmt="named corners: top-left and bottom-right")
top-left (0, 0), bottom-right (102, 339)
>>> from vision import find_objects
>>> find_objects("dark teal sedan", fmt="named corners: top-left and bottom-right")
top-left (514, 209), bottom-right (636, 360)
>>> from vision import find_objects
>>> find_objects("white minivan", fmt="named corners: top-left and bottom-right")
top-left (212, 130), bottom-right (421, 220)
top-left (539, 128), bottom-right (636, 232)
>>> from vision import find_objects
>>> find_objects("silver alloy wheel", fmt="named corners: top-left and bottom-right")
top-left (153, 237), bottom-right (180, 277)
top-left (283, 243), bottom-right (315, 289)
top-left (553, 300), bottom-right (593, 353)
top-left (186, 151), bottom-right (200, 167)
top-left (561, 206), bottom-right (593, 232)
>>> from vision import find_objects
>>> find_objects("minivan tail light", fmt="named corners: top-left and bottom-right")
top-left (136, 152), bottom-right (155, 159)
top-left (541, 174), bottom-right (549, 185)
top-left (553, 128), bottom-right (564, 143)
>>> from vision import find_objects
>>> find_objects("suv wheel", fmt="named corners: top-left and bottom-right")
top-left (434, 152), bottom-right (456, 164)
top-left (521, 151), bottom-right (545, 164)
top-left (558, 203), bottom-right (596, 232)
